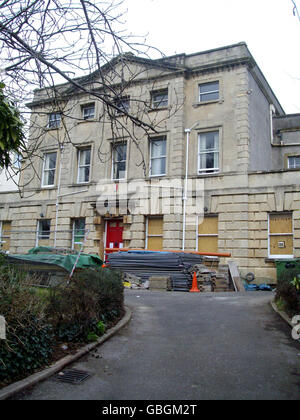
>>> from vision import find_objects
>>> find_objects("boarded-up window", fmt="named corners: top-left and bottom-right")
top-left (146, 217), bottom-right (163, 250)
top-left (269, 213), bottom-right (293, 257)
top-left (197, 215), bottom-right (218, 253)
top-left (0, 221), bottom-right (11, 252)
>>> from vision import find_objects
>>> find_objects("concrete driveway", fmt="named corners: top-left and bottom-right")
top-left (15, 290), bottom-right (300, 400)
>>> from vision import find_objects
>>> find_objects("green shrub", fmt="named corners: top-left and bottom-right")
top-left (96, 321), bottom-right (106, 335)
top-left (275, 280), bottom-right (300, 317)
top-left (0, 317), bottom-right (54, 383)
top-left (46, 268), bottom-right (123, 343)
top-left (0, 264), bottom-right (53, 383)
top-left (86, 332), bottom-right (99, 343)
top-left (0, 264), bottom-right (123, 384)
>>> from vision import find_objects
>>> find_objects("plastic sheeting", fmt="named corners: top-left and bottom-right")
top-left (7, 248), bottom-right (103, 273)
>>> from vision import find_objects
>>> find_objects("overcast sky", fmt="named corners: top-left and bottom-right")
top-left (126, 0), bottom-right (300, 114)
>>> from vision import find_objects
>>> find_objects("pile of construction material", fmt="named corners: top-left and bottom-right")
top-left (188, 263), bottom-right (232, 292)
top-left (106, 251), bottom-right (204, 292)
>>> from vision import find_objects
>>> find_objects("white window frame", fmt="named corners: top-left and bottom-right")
top-left (199, 81), bottom-right (219, 102)
top-left (41, 152), bottom-right (57, 188)
top-left (36, 219), bottom-right (51, 246)
top-left (268, 213), bottom-right (294, 259)
top-left (48, 112), bottom-right (61, 129)
top-left (111, 142), bottom-right (127, 180)
top-left (77, 147), bottom-right (91, 184)
top-left (72, 218), bottom-right (86, 249)
top-left (198, 131), bottom-right (219, 174)
top-left (81, 103), bottom-right (95, 120)
top-left (287, 155), bottom-right (300, 169)
top-left (151, 89), bottom-right (168, 108)
top-left (149, 137), bottom-right (167, 177)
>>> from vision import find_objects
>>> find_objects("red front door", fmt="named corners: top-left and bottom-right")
top-left (106, 220), bottom-right (124, 257)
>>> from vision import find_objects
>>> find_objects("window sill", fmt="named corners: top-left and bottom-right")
top-left (193, 99), bottom-right (223, 108)
top-left (147, 106), bottom-right (170, 113)
top-left (197, 171), bottom-right (220, 177)
top-left (149, 174), bottom-right (167, 178)
top-left (68, 182), bottom-right (93, 187)
top-left (265, 257), bottom-right (294, 263)
top-left (77, 119), bottom-right (97, 124)
top-left (45, 127), bottom-right (60, 131)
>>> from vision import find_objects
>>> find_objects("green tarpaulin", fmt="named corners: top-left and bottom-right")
top-left (7, 247), bottom-right (103, 273)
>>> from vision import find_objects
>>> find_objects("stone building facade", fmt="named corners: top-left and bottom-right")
top-left (0, 42), bottom-right (299, 281)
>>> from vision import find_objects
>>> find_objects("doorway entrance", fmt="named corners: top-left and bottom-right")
top-left (105, 219), bottom-right (124, 258)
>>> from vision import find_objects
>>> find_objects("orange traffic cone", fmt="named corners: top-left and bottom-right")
top-left (190, 271), bottom-right (200, 293)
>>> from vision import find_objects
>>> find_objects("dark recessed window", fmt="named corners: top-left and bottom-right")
top-left (151, 89), bottom-right (168, 108)
top-left (42, 152), bottom-right (57, 187)
top-left (48, 112), bottom-right (61, 129)
top-left (82, 104), bottom-right (95, 120)
top-left (114, 97), bottom-right (130, 115)
top-left (150, 137), bottom-right (166, 176)
top-left (77, 148), bottom-right (91, 183)
top-left (112, 143), bottom-right (127, 180)
top-left (198, 131), bottom-right (219, 174)
top-left (38, 219), bottom-right (51, 240)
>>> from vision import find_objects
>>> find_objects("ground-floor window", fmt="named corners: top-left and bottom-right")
top-left (0, 221), bottom-right (11, 253)
top-left (146, 217), bottom-right (163, 250)
top-left (197, 215), bottom-right (218, 253)
top-left (37, 219), bottom-right (51, 247)
top-left (268, 212), bottom-right (293, 258)
top-left (72, 218), bottom-right (86, 251)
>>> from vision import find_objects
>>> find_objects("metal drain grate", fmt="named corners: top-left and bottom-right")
top-left (54, 368), bottom-right (91, 384)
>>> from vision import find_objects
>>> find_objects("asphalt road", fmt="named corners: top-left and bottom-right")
top-left (15, 290), bottom-right (300, 400)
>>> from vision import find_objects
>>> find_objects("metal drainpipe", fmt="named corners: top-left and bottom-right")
top-left (54, 143), bottom-right (64, 248)
top-left (182, 129), bottom-right (190, 251)
top-left (183, 122), bottom-right (200, 251)
top-left (270, 104), bottom-right (275, 146)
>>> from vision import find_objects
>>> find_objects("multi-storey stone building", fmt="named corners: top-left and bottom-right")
top-left (0, 42), bottom-right (299, 281)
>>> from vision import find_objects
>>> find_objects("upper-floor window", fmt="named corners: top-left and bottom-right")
top-left (198, 131), bottom-right (219, 174)
top-left (42, 152), bottom-right (57, 187)
top-left (77, 147), bottom-right (91, 183)
top-left (150, 137), bottom-right (166, 177)
top-left (151, 89), bottom-right (168, 108)
top-left (114, 96), bottom-right (130, 115)
top-left (81, 103), bottom-right (95, 120)
top-left (48, 112), bottom-right (61, 129)
top-left (12, 152), bottom-right (22, 170)
top-left (112, 142), bottom-right (127, 180)
top-left (199, 81), bottom-right (219, 102)
top-left (288, 155), bottom-right (300, 169)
